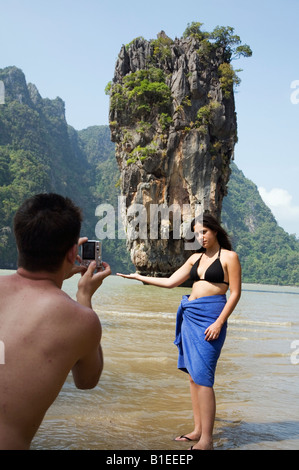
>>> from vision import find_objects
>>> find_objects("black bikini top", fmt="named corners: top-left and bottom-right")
top-left (190, 247), bottom-right (229, 286)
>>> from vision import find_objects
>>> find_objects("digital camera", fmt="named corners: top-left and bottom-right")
top-left (81, 240), bottom-right (102, 269)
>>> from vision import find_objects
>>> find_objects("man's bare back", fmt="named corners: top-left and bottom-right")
top-left (0, 268), bottom-right (105, 449)
top-left (0, 193), bottom-right (111, 449)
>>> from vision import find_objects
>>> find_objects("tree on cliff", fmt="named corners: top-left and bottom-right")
top-left (183, 22), bottom-right (252, 62)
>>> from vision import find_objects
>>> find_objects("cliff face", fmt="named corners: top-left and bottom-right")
top-left (108, 32), bottom-right (238, 276)
top-left (0, 66), bottom-right (93, 267)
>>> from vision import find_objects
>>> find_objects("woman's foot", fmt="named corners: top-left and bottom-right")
top-left (175, 431), bottom-right (201, 442)
top-left (189, 438), bottom-right (213, 450)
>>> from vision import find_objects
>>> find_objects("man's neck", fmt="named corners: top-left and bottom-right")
top-left (16, 267), bottom-right (64, 288)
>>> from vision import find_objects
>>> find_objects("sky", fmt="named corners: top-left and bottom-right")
top-left (1, 0), bottom-right (299, 238)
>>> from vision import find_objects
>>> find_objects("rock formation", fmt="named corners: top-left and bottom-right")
top-left (108, 30), bottom-right (238, 276)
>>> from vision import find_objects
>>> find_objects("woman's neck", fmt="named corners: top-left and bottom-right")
top-left (204, 243), bottom-right (220, 258)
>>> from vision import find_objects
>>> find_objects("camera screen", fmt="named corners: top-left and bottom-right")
top-left (82, 242), bottom-right (95, 260)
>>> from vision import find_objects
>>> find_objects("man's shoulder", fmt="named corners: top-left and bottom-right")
top-left (49, 289), bottom-right (99, 322)
top-left (40, 290), bottom-right (102, 350)
top-left (60, 292), bottom-right (101, 332)
top-left (0, 272), bottom-right (17, 287)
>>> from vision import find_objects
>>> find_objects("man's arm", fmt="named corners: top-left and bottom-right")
top-left (71, 308), bottom-right (103, 389)
top-left (72, 260), bottom-right (111, 389)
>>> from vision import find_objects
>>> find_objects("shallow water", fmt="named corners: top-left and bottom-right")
top-left (2, 271), bottom-right (299, 450)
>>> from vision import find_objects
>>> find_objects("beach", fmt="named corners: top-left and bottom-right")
top-left (1, 270), bottom-right (298, 449)
top-left (33, 274), bottom-right (299, 450)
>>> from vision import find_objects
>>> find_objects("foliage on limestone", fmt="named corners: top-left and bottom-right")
top-left (183, 22), bottom-right (252, 95)
top-left (127, 142), bottom-right (158, 165)
top-left (196, 101), bottom-right (221, 126)
top-left (151, 34), bottom-right (174, 62)
top-left (125, 37), bottom-right (145, 50)
top-left (218, 63), bottom-right (242, 99)
top-left (107, 21), bottom-right (252, 170)
top-left (108, 67), bottom-right (171, 121)
top-left (107, 65), bottom-right (172, 164)
top-left (209, 25), bottom-right (252, 61)
top-left (183, 22), bottom-right (209, 42)
top-left (183, 22), bottom-right (252, 62)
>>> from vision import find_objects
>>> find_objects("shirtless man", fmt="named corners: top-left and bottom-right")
top-left (0, 193), bottom-right (111, 449)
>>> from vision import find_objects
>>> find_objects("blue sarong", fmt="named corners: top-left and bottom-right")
top-left (174, 295), bottom-right (227, 387)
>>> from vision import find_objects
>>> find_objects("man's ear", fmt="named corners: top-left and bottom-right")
top-left (66, 244), bottom-right (78, 265)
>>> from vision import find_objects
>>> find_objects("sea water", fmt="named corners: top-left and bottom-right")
top-left (1, 270), bottom-right (299, 450)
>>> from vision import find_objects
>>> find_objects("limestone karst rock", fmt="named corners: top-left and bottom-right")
top-left (107, 32), bottom-right (238, 276)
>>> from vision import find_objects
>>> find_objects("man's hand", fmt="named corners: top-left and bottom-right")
top-left (64, 237), bottom-right (88, 279)
top-left (76, 261), bottom-right (111, 307)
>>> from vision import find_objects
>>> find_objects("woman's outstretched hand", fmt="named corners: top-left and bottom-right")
top-left (116, 272), bottom-right (141, 281)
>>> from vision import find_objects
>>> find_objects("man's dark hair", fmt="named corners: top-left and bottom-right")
top-left (13, 193), bottom-right (82, 272)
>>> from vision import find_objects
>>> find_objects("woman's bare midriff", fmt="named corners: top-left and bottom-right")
top-left (188, 281), bottom-right (228, 301)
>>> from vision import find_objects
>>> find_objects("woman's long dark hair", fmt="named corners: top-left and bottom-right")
top-left (191, 213), bottom-right (232, 251)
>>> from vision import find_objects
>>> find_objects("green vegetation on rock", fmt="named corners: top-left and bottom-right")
top-left (108, 67), bottom-right (172, 121)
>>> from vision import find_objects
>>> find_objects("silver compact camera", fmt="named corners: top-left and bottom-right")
top-left (81, 240), bottom-right (102, 269)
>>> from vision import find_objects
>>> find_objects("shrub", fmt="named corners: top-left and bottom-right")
top-left (108, 67), bottom-right (172, 120)
top-left (218, 63), bottom-right (241, 98)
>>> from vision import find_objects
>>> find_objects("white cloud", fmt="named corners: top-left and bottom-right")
top-left (258, 187), bottom-right (299, 236)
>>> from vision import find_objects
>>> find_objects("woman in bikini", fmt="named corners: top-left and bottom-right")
top-left (117, 214), bottom-right (241, 450)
